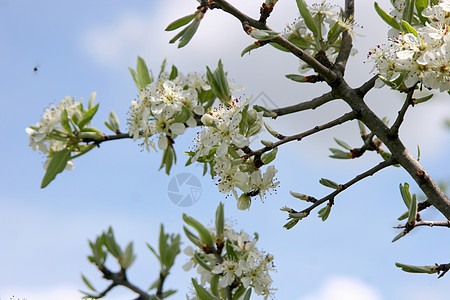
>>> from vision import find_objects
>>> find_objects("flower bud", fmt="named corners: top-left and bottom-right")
top-left (200, 113), bottom-right (215, 127)
top-left (237, 194), bottom-right (251, 210)
top-left (247, 109), bottom-right (258, 125)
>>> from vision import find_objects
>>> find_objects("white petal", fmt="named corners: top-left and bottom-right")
top-left (158, 134), bottom-right (168, 150)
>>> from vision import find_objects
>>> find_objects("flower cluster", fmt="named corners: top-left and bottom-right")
top-left (127, 72), bottom-right (207, 152)
top-left (283, 1), bottom-right (359, 73)
top-left (26, 96), bottom-right (95, 170)
top-left (369, 0), bottom-right (450, 92)
top-left (189, 99), bottom-right (279, 210)
top-left (184, 225), bottom-right (274, 298)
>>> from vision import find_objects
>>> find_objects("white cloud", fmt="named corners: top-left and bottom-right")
top-left (297, 276), bottom-right (383, 300)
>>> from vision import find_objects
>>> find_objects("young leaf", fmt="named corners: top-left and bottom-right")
top-left (374, 2), bottom-right (401, 30)
top-left (60, 109), bottom-right (72, 133)
top-left (78, 103), bottom-right (99, 129)
top-left (285, 74), bottom-right (308, 83)
top-left (88, 92), bottom-right (96, 109)
top-left (191, 278), bottom-right (218, 300)
top-left (261, 147), bottom-right (278, 165)
top-left (81, 274), bottom-right (98, 293)
top-left (334, 137), bottom-right (352, 150)
top-left (108, 110), bottom-right (120, 132)
top-left (41, 148), bottom-right (71, 188)
top-left (395, 262), bottom-right (437, 274)
top-left (407, 194), bottom-right (418, 225)
top-left (319, 178), bottom-right (340, 190)
top-left (401, 20), bottom-right (418, 36)
top-left (183, 214), bottom-right (214, 248)
top-left (178, 18), bottom-right (201, 48)
top-left (215, 202), bottom-right (225, 241)
top-left (296, 0), bottom-right (320, 38)
top-left (165, 13), bottom-right (196, 31)
top-left (136, 56), bottom-right (152, 90)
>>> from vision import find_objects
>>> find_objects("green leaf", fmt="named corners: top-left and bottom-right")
top-left (401, 20), bottom-right (418, 36)
top-left (391, 231), bottom-right (406, 242)
top-left (173, 105), bottom-right (191, 123)
top-left (194, 252), bottom-right (212, 272)
top-left (41, 148), bottom-right (71, 188)
top-left (296, 0), bottom-right (320, 39)
top-left (81, 274), bottom-right (98, 293)
top-left (402, 0), bottom-right (415, 24)
top-left (241, 42), bottom-right (262, 57)
top-left (269, 42), bottom-right (289, 52)
top-left (397, 210), bottom-right (409, 221)
top-left (374, 2), bottom-right (401, 30)
top-left (334, 137), bottom-right (352, 150)
top-left (129, 67), bottom-right (139, 89)
top-left (103, 228), bottom-right (122, 259)
top-left (88, 92), bottom-right (96, 109)
top-left (319, 178), bottom-right (340, 190)
top-left (178, 18), bottom-right (201, 48)
top-left (169, 64), bottom-right (178, 80)
top-left (169, 26), bottom-right (188, 44)
top-left (210, 275), bottom-right (220, 297)
top-left (191, 278), bottom-right (218, 300)
top-left (329, 148), bottom-right (351, 159)
top-left (327, 21), bottom-right (343, 45)
top-left (290, 191), bottom-right (310, 201)
top-left (243, 288), bottom-right (252, 300)
top-left (318, 204), bottom-right (332, 221)
top-left (395, 262), bottom-right (438, 274)
top-left (183, 226), bottom-right (204, 249)
top-left (415, 0), bottom-right (429, 24)
top-left (136, 56), bottom-right (152, 90)
top-left (108, 110), bottom-right (120, 132)
top-left (285, 74), bottom-right (308, 83)
top-left (162, 290), bottom-right (177, 298)
top-left (288, 35), bottom-right (311, 49)
top-left (183, 214), bottom-right (214, 248)
top-left (408, 194), bottom-right (418, 225)
top-left (78, 103), bottom-right (99, 129)
top-left (158, 58), bottom-right (167, 79)
top-left (215, 202), bottom-right (225, 241)
top-left (165, 13), bottom-right (196, 31)
top-left (399, 183), bottom-right (412, 208)
top-left (146, 243), bottom-right (160, 263)
top-left (261, 147), bottom-right (278, 165)
top-left (120, 242), bottom-right (136, 269)
top-left (413, 94), bottom-right (433, 105)
top-left (60, 109), bottom-right (72, 133)
top-left (247, 116), bottom-right (262, 137)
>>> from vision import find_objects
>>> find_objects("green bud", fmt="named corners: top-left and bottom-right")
top-left (247, 109), bottom-right (258, 125)
top-left (261, 140), bottom-right (274, 147)
top-left (237, 194), bottom-right (251, 210)
top-left (201, 113), bottom-right (215, 127)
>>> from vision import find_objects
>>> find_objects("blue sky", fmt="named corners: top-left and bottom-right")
top-left (1, 0), bottom-right (449, 299)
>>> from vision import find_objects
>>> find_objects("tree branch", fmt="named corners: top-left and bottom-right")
top-left (356, 75), bottom-right (378, 97)
top-left (390, 87), bottom-right (415, 138)
top-left (212, 0), bottom-right (337, 83)
top-left (251, 111), bottom-right (358, 156)
top-left (333, 0), bottom-right (354, 75)
top-left (99, 267), bottom-right (151, 300)
top-left (270, 92), bottom-right (336, 117)
top-left (334, 82), bottom-right (450, 220)
top-left (395, 220), bottom-right (450, 229)
top-left (300, 156), bottom-right (396, 214)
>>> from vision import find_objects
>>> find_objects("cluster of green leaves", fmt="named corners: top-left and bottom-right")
top-left (392, 183), bottom-right (419, 242)
top-left (81, 226), bottom-right (180, 299)
top-left (165, 7), bottom-right (206, 48)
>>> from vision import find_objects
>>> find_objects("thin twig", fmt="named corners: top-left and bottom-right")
top-left (213, 0), bottom-right (337, 83)
top-left (98, 267), bottom-right (151, 300)
top-left (390, 87), bottom-right (415, 138)
top-left (333, 0), bottom-right (354, 75)
top-left (300, 156), bottom-right (396, 214)
top-left (394, 220), bottom-right (450, 229)
top-left (270, 92), bottom-right (336, 117)
top-left (252, 111), bottom-right (358, 156)
top-left (356, 75), bottom-right (378, 97)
